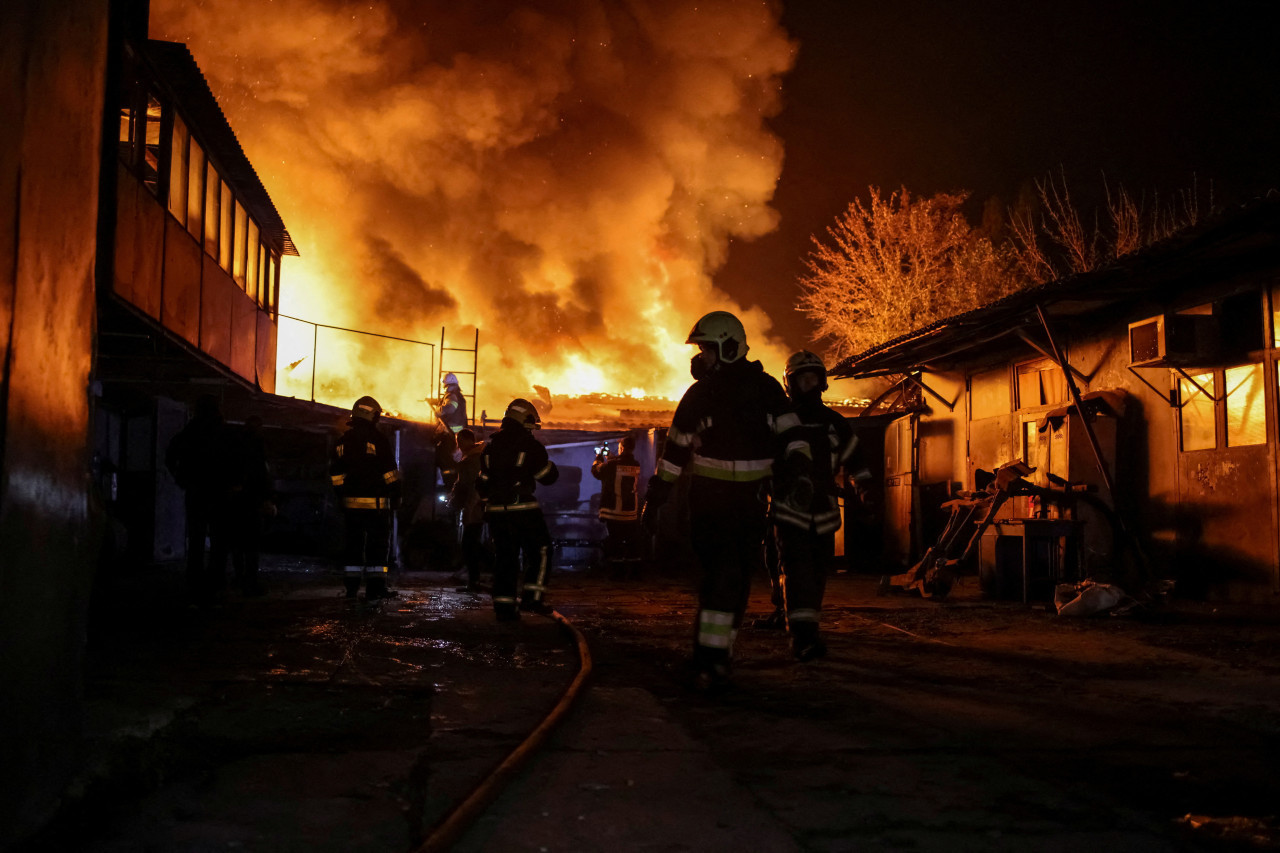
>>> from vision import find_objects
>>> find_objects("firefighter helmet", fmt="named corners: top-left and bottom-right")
top-left (686, 311), bottom-right (748, 363)
top-left (504, 398), bottom-right (542, 430)
top-left (443, 372), bottom-right (459, 388)
top-left (350, 395), bottom-right (382, 424)
top-left (784, 350), bottom-right (828, 394)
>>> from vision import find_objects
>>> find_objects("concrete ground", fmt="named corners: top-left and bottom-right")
top-left (17, 557), bottom-right (1280, 852)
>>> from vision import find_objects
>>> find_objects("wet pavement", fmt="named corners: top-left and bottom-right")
top-left (21, 558), bottom-right (1280, 851)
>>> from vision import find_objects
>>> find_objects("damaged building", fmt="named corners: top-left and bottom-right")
top-left (833, 195), bottom-right (1280, 604)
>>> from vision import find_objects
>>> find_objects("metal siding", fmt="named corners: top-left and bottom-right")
top-left (199, 253), bottom-right (233, 364)
top-left (1177, 444), bottom-right (1276, 599)
top-left (229, 288), bottom-right (256, 382)
top-left (161, 220), bottom-right (202, 345)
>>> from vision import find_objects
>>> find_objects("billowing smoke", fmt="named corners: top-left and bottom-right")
top-left (151, 0), bottom-right (795, 421)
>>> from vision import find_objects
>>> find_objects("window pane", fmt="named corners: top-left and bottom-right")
top-left (1015, 359), bottom-right (1066, 409)
top-left (1226, 363), bottom-right (1265, 447)
top-left (167, 114), bottom-right (188, 223)
top-left (117, 57), bottom-right (138, 165)
top-left (246, 222), bottom-right (259, 302)
top-left (204, 166), bottom-right (220, 257)
top-left (1180, 373), bottom-right (1216, 451)
top-left (142, 92), bottom-right (162, 195)
top-left (186, 139), bottom-right (204, 241)
top-left (233, 202), bottom-right (248, 286)
top-left (219, 183), bottom-right (233, 271)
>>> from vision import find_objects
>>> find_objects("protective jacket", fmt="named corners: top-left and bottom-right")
top-left (437, 387), bottom-right (468, 432)
top-left (477, 418), bottom-right (559, 512)
top-left (330, 419), bottom-right (401, 510)
top-left (451, 442), bottom-right (486, 525)
top-left (772, 396), bottom-right (858, 535)
top-left (592, 450), bottom-right (642, 521)
top-left (655, 358), bottom-right (798, 486)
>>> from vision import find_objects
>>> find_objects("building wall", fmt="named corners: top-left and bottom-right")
top-left (0, 0), bottom-right (109, 844)
top-left (888, 288), bottom-right (1279, 601)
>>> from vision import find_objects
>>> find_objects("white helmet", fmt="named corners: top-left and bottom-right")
top-left (443, 372), bottom-right (459, 388)
top-left (686, 311), bottom-right (748, 363)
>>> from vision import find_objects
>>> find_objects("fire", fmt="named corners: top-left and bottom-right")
top-left (151, 0), bottom-right (797, 423)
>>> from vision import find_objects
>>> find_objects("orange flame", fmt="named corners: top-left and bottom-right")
top-left (151, 0), bottom-right (797, 423)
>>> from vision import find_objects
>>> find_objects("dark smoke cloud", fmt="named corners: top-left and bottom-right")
top-left (152, 0), bottom-right (795, 418)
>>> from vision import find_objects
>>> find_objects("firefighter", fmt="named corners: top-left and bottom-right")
top-left (165, 394), bottom-right (236, 607)
top-left (642, 311), bottom-right (802, 689)
top-left (434, 373), bottom-right (468, 489)
top-left (436, 373), bottom-right (468, 433)
top-left (476, 398), bottom-right (559, 620)
top-left (330, 396), bottom-right (402, 601)
top-left (773, 351), bottom-right (865, 661)
top-left (451, 428), bottom-right (492, 592)
top-left (591, 433), bottom-right (644, 577)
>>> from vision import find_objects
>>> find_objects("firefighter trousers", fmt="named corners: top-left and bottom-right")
top-left (341, 507), bottom-right (391, 597)
top-left (688, 478), bottom-right (769, 664)
top-left (487, 508), bottom-right (552, 615)
top-left (775, 523), bottom-right (835, 631)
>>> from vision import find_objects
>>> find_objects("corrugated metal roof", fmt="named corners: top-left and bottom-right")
top-left (831, 193), bottom-right (1280, 378)
top-left (141, 39), bottom-right (299, 257)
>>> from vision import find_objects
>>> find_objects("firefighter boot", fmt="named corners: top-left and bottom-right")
top-left (790, 620), bottom-right (828, 662)
top-left (343, 577), bottom-right (360, 599)
top-left (692, 645), bottom-right (732, 692)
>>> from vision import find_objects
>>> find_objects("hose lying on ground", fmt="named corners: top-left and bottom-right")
top-left (413, 609), bottom-right (593, 853)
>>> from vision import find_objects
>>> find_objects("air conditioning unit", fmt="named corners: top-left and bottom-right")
top-left (1128, 313), bottom-right (1219, 367)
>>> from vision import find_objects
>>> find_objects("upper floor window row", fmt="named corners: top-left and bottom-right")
top-left (117, 51), bottom-right (278, 312)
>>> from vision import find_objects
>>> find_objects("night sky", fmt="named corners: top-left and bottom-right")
top-left (723, 0), bottom-right (1280, 352)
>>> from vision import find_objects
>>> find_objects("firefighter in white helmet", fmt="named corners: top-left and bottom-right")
top-left (329, 396), bottom-right (402, 601)
top-left (434, 373), bottom-right (468, 489)
top-left (772, 351), bottom-right (867, 660)
top-left (436, 373), bottom-right (468, 433)
top-left (476, 398), bottom-right (559, 620)
top-left (642, 311), bottom-right (804, 689)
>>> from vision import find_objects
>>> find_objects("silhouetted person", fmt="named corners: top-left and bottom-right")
top-left (229, 415), bottom-right (274, 596)
top-left (477, 398), bottom-right (558, 620)
top-left (165, 394), bottom-right (235, 607)
top-left (330, 396), bottom-right (402, 601)
top-left (451, 428), bottom-right (492, 592)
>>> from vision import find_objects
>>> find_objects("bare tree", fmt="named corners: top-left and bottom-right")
top-left (798, 187), bottom-right (1024, 360)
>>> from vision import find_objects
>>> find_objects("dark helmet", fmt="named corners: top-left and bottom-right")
top-left (504, 398), bottom-right (542, 430)
top-left (686, 311), bottom-right (748, 363)
top-left (784, 350), bottom-right (828, 395)
top-left (350, 395), bottom-right (382, 424)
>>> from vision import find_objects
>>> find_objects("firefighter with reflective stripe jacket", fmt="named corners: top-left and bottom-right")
top-left (591, 433), bottom-right (644, 576)
top-left (477, 398), bottom-right (559, 620)
top-left (330, 396), bottom-right (402, 601)
top-left (642, 311), bottom-right (803, 690)
top-left (773, 351), bottom-right (864, 661)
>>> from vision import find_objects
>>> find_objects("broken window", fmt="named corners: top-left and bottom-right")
top-left (1016, 358), bottom-right (1067, 409)
top-left (1179, 372), bottom-right (1216, 452)
top-left (1225, 363), bottom-right (1265, 447)
top-left (141, 92), bottom-right (163, 196)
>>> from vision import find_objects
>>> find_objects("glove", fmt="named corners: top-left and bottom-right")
top-left (642, 476), bottom-right (673, 533)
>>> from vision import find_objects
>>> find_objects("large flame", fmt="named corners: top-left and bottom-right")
top-left (151, 0), bottom-right (797, 422)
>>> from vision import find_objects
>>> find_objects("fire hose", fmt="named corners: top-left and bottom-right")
top-left (413, 608), bottom-right (593, 853)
